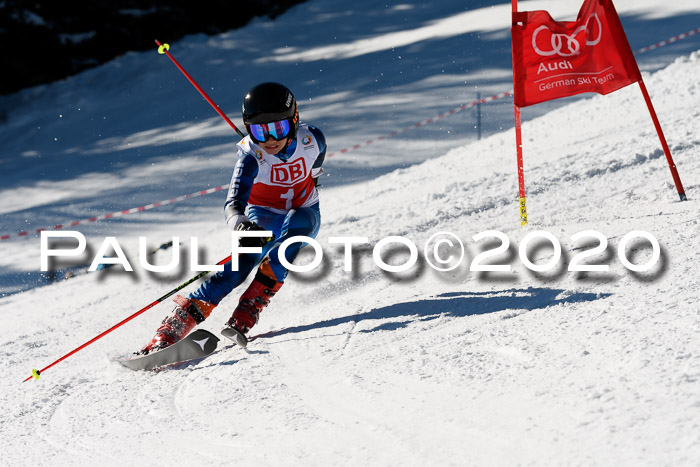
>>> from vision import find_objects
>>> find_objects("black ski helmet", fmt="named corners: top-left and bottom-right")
top-left (242, 82), bottom-right (299, 141)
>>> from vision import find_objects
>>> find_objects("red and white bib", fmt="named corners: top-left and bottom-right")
top-left (237, 124), bottom-right (321, 212)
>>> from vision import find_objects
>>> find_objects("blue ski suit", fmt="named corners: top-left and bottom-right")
top-left (189, 124), bottom-right (325, 306)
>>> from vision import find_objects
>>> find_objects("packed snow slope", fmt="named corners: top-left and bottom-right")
top-left (1, 0), bottom-right (700, 466)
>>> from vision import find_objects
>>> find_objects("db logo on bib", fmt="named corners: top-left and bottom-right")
top-left (271, 159), bottom-right (307, 185)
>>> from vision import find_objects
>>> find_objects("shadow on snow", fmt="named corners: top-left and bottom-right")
top-left (251, 287), bottom-right (611, 341)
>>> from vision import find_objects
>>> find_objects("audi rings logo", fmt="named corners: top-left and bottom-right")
top-left (532, 14), bottom-right (602, 57)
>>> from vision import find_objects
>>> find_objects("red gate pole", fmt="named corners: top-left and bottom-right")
top-left (514, 105), bottom-right (527, 225)
top-left (637, 80), bottom-right (687, 201)
top-left (512, 0), bottom-right (527, 226)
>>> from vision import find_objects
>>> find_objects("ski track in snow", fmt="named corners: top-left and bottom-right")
top-left (2, 0), bottom-right (700, 466)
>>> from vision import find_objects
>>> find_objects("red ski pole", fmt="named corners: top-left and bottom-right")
top-left (24, 254), bottom-right (232, 382)
top-left (155, 40), bottom-right (246, 139)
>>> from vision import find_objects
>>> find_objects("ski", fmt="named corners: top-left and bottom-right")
top-left (221, 325), bottom-right (249, 348)
top-left (118, 329), bottom-right (219, 371)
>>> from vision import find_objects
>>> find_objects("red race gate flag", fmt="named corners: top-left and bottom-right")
top-left (511, 0), bottom-right (641, 107)
top-left (509, 0), bottom-right (686, 226)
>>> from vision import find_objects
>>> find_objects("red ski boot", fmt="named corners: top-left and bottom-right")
top-left (222, 272), bottom-right (282, 347)
top-left (138, 295), bottom-right (215, 355)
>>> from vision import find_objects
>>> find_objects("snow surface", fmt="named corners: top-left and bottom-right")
top-left (1, 0), bottom-right (700, 465)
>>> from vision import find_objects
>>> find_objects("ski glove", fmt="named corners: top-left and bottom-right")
top-left (235, 221), bottom-right (274, 248)
top-left (227, 214), bottom-right (250, 231)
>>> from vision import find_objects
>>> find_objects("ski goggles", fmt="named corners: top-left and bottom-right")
top-left (247, 118), bottom-right (292, 143)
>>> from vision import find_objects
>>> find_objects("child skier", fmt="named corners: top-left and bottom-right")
top-left (138, 82), bottom-right (326, 353)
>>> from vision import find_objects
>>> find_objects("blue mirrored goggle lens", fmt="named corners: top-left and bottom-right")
top-left (249, 119), bottom-right (291, 142)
